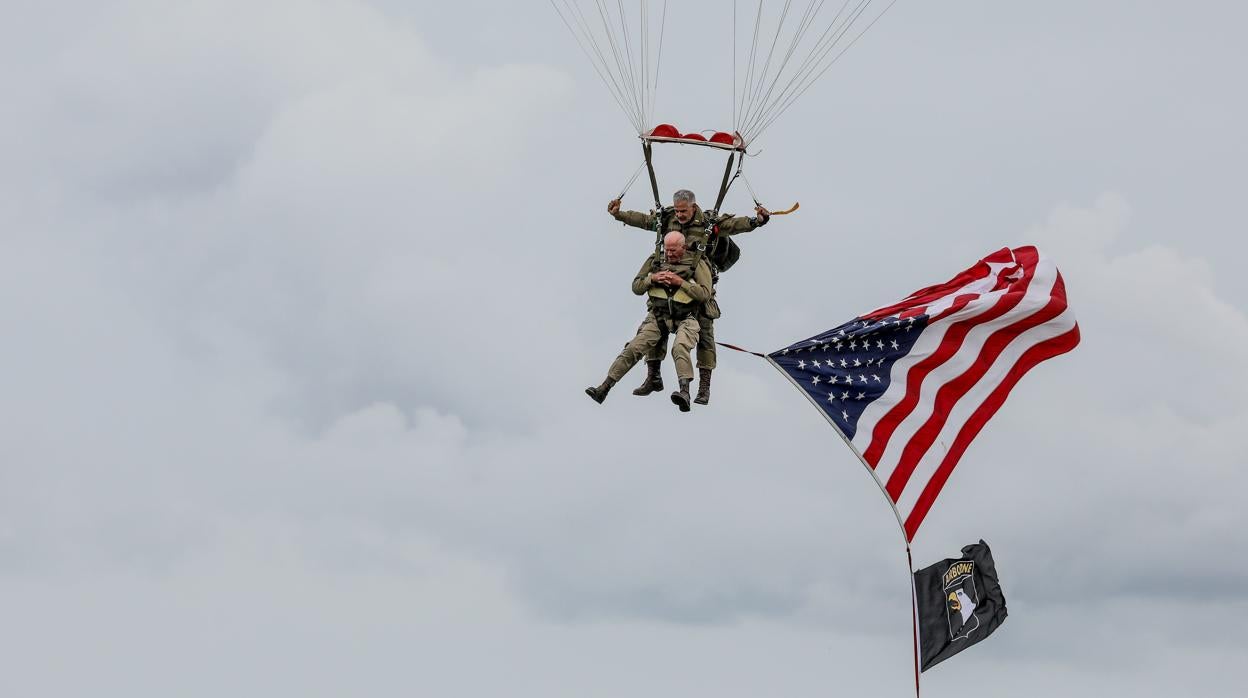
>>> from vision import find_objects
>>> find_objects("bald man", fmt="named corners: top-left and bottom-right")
top-left (586, 231), bottom-right (714, 412)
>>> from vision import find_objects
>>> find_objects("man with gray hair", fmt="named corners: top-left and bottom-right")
top-left (606, 189), bottom-right (772, 406)
top-left (586, 231), bottom-right (713, 412)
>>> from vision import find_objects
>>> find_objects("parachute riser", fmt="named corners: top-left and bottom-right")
top-left (711, 151), bottom-right (743, 214)
top-left (642, 141), bottom-right (665, 259)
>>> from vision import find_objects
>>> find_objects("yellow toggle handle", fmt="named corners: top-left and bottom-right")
top-left (768, 202), bottom-right (800, 215)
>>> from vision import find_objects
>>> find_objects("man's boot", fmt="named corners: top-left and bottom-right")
top-left (632, 360), bottom-right (664, 396)
top-left (670, 378), bottom-right (692, 412)
top-left (585, 377), bottom-right (616, 404)
top-left (694, 367), bottom-right (713, 405)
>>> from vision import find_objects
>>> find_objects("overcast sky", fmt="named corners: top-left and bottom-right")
top-left (2, 2), bottom-right (1245, 696)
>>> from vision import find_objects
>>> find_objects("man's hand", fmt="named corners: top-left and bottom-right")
top-left (652, 270), bottom-right (683, 287)
top-left (608, 199), bottom-right (621, 216)
top-left (754, 205), bottom-right (771, 225)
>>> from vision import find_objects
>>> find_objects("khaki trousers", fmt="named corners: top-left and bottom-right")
top-left (646, 314), bottom-right (715, 370)
top-left (608, 312), bottom-right (700, 382)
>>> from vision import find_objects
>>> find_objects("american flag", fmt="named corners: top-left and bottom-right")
top-left (770, 246), bottom-right (1079, 541)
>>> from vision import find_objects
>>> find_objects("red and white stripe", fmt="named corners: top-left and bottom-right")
top-left (850, 246), bottom-right (1079, 541)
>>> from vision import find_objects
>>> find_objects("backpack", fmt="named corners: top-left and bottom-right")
top-left (656, 207), bottom-right (744, 274)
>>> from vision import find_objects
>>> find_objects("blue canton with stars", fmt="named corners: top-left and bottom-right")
top-left (769, 314), bottom-right (930, 440)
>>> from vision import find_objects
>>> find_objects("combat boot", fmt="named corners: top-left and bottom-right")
top-left (670, 378), bottom-right (692, 412)
top-left (632, 359), bottom-right (664, 396)
top-left (585, 377), bottom-right (616, 404)
top-left (694, 367), bottom-right (713, 405)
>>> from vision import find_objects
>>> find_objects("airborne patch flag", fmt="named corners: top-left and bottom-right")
top-left (914, 540), bottom-right (1008, 671)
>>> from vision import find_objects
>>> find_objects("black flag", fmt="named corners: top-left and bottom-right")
top-left (914, 540), bottom-right (1008, 671)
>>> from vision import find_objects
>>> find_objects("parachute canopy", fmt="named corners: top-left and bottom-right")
top-left (550, 0), bottom-right (899, 150)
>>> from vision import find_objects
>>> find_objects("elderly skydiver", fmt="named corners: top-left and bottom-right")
top-left (606, 189), bottom-right (771, 405)
top-left (585, 231), bottom-right (713, 412)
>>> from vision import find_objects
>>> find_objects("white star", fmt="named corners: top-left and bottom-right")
top-left (858, 374), bottom-right (867, 383)
top-left (842, 410), bottom-right (850, 421)
top-left (857, 392), bottom-right (866, 400)
top-left (890, 339), bottom-right (900, 350)
top-left (811, 359), bottom-right (821, 368)
top-left (839, 359), bottom-right (848, 368)
top-left (828, 375), bottom-right (838, 385)
top-left (834, 343), bottom-right (843, 352)
top-left (827, 392), bottom-right (837, 403)
top-left (812, 376), bottom-right (821, 385)
top-left (841, 391), bottom-right (850, 399)
top-left (853, 358), bottom-right (862, 367)
top-left (849, 340), bottom-right (858, 350)
top-left (876, 340), bottom-right (885, 350)
top-left (797, 360), bottom-right (806, 370)
top-left (782, 348), bottom-right (790, 354)
top-left (872, 374), bottom-right (882, 382)
top-left (820, 344), bottom-right (830, 351)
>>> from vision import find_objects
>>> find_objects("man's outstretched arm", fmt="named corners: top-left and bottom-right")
top-left (608, 198), bottom-right (658, 230)
top-left (715, 205), bottom-right (771, 235)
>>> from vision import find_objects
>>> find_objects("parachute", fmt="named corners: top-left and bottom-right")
top-left (550, 0), bottom-right (899, 211)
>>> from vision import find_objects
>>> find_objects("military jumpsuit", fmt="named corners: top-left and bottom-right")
top-left (610, 205), bottom-right (765, 370)
top-left (605, 252), bottom-right (714, 383)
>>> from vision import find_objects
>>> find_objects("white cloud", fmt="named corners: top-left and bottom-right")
top-left (2, 2), bottom-right (1246, 696)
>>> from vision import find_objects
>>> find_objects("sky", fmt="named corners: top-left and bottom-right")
top-left (2, 1), bottom-right (1246, 696)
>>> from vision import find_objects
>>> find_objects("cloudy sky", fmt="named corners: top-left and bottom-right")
top-left (2, 1), bottom-right (1245, 696)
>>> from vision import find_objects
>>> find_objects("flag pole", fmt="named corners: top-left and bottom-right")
top-left (907, 544), bottom-right (921, 698)
top-left (764, 356), bottom-right (921, 697)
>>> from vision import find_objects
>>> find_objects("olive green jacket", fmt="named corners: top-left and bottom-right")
top-left (631, 253), bottom-right (713, 315)
top-left (611, 204), bottom-right (763, 249)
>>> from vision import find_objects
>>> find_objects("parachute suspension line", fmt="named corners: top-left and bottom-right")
top-left (750, 0), bottom-right (899, 143)
top-left (731, 0), bottom-right (898, 145)
top-left (744, 0), bottom-right (794, 127)
top-left (741, 0), bottom-right (854, 128)
top-left (734, 0), bottom-right (827, 139)
top-left (550, 0), bottom-right (640, 132)
top-left (594, 0), bottom-right (642, 128)
top-left (743, 0), bottom-right (873, 138)
top-left (573, 0), bottom-right (648, 131)
top-left (644, 0), bottom-right (652, 128)
top-left (574, 0), bottom-right (643, 130)
top-left (652, 0), bottom-right (667, 127)
top-left (638, 0), bottom-right (665, 129)
top-left (737, 0), bottom-right (829, 139)
top-left (736, 0), bottom-right (766, 133)
top-left (738, 0), bottom-right (864, 141)
top-left (741, 173), bottom-right (760, 206)
top-left (616, 161), bottom-right (648, 200)
top-left (742, 174), bottom-right (800, 215)
top-left (612, 0), bottom-right (642, 129)
top-left (639, 0), bottom-right (648, 132)
top-left (549, 0), bottom-right (666, 135)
